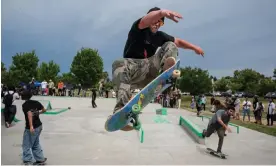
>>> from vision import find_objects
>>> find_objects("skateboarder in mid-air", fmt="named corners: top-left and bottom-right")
top-left (111, 7), bottom-right (204, 130)
top-left (202, 105), bottom-right (235, 155)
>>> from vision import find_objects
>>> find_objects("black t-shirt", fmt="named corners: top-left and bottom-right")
top-left (22, 100), bottom-right (44, 129)
top-left (123, 18), bottom-right (175, 59)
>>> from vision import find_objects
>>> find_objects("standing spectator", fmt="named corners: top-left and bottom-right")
top-left (233, 97), bottom-right (241, 120)
top-left (196, 95), bottom-right (203, 116)
top-left (58, 81), bottom-right (64, 96)
top-left (201, 95), bottom-right (206, 111)
top-left (176, 90), bottom-right (182, 109)
top-left (29, 78), bottom-right (36, 95)
top-left (254, 101), bottom-right (264, 125)
top-left (63, 84), bottom-right (67, 96)
top-left (191, 96), bottom-right (195, 109)
top-left (242, 97), bottom-right (251, 122)
top-left (41, 80), bottom-right (48, 96)
top-left (267, 98), bottom-right (275, 126)
top-left (169, 93), bottom-right (175, 108)
top-left (77, 84), bottom-right (82, 96)
top-left (48, 80), bottom-right (54, 96)
top-left (91, 87), bottom-right (97, 108)
top-left (2, 86), bottom-right (19, 128)
top-left (21, 90), bottom-right (47, 165)
top-left (253, 96), bottom-right (259, 122)
top-left (210, 96), bottom-right (215, 112)
top-left (98, 81), bottom-right (103, 97)
top-left (105, 89), bottom-right (109, 98)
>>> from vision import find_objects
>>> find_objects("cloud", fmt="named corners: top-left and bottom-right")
top-left (2, 0), bottom-right (276, 79)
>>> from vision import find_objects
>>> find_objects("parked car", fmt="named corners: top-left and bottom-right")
top-left (204, 92), bottom-right (214, 96)
top-left (221, 92), bottom-right (232, 97)
top-left (242, 92), bottom-right (255, 98)
top-left (234, 92), bottom-right (244, 98)
top-left (264, 92), bottom-right (276, 99)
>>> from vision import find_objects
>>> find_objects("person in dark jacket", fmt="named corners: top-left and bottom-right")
top-left (91, 87), bottom-right (97, 108)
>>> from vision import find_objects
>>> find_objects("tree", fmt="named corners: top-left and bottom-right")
top-left (57, 72), bottom-right (76, 84)
top-left (214, 77), bottom-right (231, 92)
top-left (9, 50), bottom-right (39, 85)
top-left (102, 71), bottom-right (110, 83)
top-left (258, 77), bottom-right (276, 95)
top-left (232, 69), bottom-right (264, 94)
top-left (1, 62), bottom-right (9, 84)
top-left (273, 68), bottom-right (276, 79)
top-left (70, 48), bottom-right (104, 88)
top-left (37, 60), bottom-right (60, 82)
top-left (1, 62), bottom-right (6, 72)
top-left (178, 67), bottom-right (212, 95)
top-left (213, 76), bottom-right (217, 82)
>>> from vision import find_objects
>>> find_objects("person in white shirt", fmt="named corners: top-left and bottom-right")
top-left (267, 98), bottom-right (275, 126)
top-left (48, 80), bottom-right (54, 96)
top-left (41, 80), bottom-right (48, 96)
top-left (234, 97), bottom-right (241, 120)
top-left (201, 95), bottom-right (206, 111)
top-left (242, 97), bottom-right (251, 122)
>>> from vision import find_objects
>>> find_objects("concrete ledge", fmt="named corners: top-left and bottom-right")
top-left (179, 116), bottom-right (205, 145)
top-left (199, 115), bottom-right (240, 134)
top-left (43, 108), bottom-right (69, 115)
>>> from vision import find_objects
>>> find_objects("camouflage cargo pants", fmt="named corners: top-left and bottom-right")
top-left (112, 41), bottom-right (178, 112)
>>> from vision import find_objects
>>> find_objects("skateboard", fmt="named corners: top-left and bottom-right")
top-left (206, 148), bottom-right (227, 159)
top-left (104, 58), bottom-right (181, 132)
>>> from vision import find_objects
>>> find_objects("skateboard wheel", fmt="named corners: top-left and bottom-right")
top-left (172, 70), bottom-right (181, 78)
top-left (132, 104), bottom-right (141, 114)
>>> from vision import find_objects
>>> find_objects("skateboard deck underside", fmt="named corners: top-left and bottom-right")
top-left (206, 148), bottom-right (227, 159)
top-left (105, 60), bottom-right (180, 132)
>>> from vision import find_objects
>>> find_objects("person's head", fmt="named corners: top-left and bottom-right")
top-left (21, 90), bottom-right (33, 100)
top-left (259, 101), bottom-right (263, 106)
top-left (269, 98), bottom-right (274, 103)
top-left (213, 99), bottom-right (227, 110)
top-left (8, 86), bottom-right (15, 91)
top-left (147, 7), bottom-right (164, 33)
top-left (226, 105), bottom-right (235, 116)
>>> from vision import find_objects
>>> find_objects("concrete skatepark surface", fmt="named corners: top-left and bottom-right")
top-left (2, 96), bottom-right (276, 165)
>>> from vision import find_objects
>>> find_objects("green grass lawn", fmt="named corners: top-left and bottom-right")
top-left (180, 96), bottom-right (276, 137)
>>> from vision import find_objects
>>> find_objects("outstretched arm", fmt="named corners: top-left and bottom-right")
top-left (139, 9), bottom-right (182, 30)
top-left (174, 38), bottom-right (204, 56)
top-left (139, 10), bottom-right (164, 29)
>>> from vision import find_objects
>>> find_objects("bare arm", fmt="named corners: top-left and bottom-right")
top-left (27, 111), bottom-right (33, 128)
top-left (174, 38), bottom-right (204, 56)
top-left (39, 108), bottom-right (46, 114)
top-left (217, 117), bottom-right (228, 129)
top-left (174, 38), bottom-right (197, 50)
top-left (138, 10), bottom-right (164, 29)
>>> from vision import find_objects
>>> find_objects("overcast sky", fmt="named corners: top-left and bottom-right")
top-left (2, 0), bottom-right (276, 79)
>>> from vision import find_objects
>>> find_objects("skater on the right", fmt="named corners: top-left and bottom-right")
top-left (202, 105), bottom-right (235, 155)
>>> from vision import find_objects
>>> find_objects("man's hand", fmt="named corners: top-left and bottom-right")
top-left (226, 126), bottom-right (232, 133)
top-left (193, 46), bottom-right (204, 57)
top-left (30, 126), bottom-right (35, 135)
top-left (161, 9), bottom-right (183, 23)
